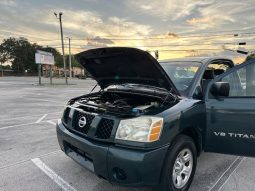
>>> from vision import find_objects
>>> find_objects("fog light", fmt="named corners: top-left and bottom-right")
top-left (112, 167), bottom-right (127, 181)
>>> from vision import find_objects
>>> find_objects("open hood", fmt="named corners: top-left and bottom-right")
top-left (76, 47), bottom-right (179, 95)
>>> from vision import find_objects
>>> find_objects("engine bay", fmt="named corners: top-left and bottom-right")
top-left (70, 90), bottom-right (177, 117)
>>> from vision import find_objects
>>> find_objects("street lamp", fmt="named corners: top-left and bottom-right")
top-left (54, 12), bottom-right (68, 84)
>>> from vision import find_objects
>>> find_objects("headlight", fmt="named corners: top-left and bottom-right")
top-left (116, 116), bottom-right (163, 142)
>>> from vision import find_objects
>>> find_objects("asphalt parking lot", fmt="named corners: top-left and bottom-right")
top-left (0, 77), bottom-right (253, 191)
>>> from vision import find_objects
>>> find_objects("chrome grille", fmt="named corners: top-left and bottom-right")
top-left (72, 111), bottom-right (95, 135)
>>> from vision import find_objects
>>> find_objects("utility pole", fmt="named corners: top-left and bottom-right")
top-left (38, 64), bottom-right (41, 85)
top-left (66, 37), bottom-right (72, 78)
top-left (54, 12), bottom-right (68, 85)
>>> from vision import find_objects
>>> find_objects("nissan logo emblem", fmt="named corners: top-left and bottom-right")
top-left (78, 116), bottom-right (87, 128)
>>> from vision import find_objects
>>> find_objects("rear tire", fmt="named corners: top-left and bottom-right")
top-left (158, 135), bottom-right (197, 191)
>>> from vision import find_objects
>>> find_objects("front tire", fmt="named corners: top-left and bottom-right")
top-left (159, 135), bottom-right (197, 191)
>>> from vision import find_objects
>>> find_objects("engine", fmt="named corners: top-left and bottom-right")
top-left (69, 90), bottom-right (175, 117)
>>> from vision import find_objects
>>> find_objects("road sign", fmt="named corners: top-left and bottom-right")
top-left (35, 50), bottom-right (55, 65)
top-left (35, 50), bottom-right (55, 85)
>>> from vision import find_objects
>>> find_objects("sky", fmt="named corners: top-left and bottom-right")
top-left (1, 0), bottom-right (255, 62)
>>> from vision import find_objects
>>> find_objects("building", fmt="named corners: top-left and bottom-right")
top-left (42, 65), bottom-right (85, 78)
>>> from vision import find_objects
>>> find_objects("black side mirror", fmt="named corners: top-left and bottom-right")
top-left (210, 82), bottom-right (230, 97)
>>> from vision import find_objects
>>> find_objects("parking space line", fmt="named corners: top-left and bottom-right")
top-left (0, 119), bottom-right (59, 130)
top-left (218, 157), bottom-right (246, 191)
top-left (31, 158), bottom-right (77, 191)
top-left (0, 111), bottom-right (61, 122)
top-left (0, 150), bottom-right (61, 170)
top-left (47, 121), bottom-right (56, 126)
top-left (0, 122), bottom-right (41, 130)
top-left (36, 114), bottom-right (48, 123)
top-left (208, 156), bottom-right (244, 191)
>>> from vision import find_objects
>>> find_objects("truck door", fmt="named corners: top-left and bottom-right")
top-left (204, 59), bottom-right (255, 156)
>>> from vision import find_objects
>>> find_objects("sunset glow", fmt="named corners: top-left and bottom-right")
top-left (0, 0), bottom-right (253, 63)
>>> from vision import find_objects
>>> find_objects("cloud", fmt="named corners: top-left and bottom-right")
top-left (0, 0), bottom-right (16, 6)
top-left (128, 0), bottom-right (214, 21)
top-left (41, 9), bottom-right (103, 31)
top-left (0, 0), bottom-right (254, 58)
top-left (84, 36), bottom-right (114, 48)
top-left (0, 4), bottom-right (152, 52)
top-left (87, 36), bottom-right (114, 45)
top-left (185, 1), bottom-right (247, 30)
top-left (128, 0), bottom-right (252, 31)
top-left (186, 17), bottom-right (210, 25)
top-left (185, 17), bottom-right (213, 30)
top-left (140, 5), bottom-right (152, 10)
top-left (106, 17), bottom-right (152, 36)
top-left (165, 32), bottom-right (179, 38)
top-left (41, 9), bottom-right (152, 37)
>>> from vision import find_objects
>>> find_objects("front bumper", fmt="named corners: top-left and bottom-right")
top-left (56, 119), bottom-right (169, 187)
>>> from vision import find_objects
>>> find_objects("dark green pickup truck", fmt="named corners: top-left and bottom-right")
top-left (56, 47), bottom-right (255, 191)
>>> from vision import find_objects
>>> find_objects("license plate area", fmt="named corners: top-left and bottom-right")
top-left (65, 143), bottom-right (95, 172)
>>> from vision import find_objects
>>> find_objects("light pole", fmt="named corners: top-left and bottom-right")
top-left (54, 12), bottom-right (68, 84)
top-left (66, 37), bottom-right (72, 79)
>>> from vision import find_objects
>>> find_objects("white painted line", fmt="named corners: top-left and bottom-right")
top-left (31, 158), bottom-right (77, 191)
top-left (208, 156), bottom-right (240, 191)
top-left (47, 121), bottom-right (56, 126)
top-left (0, 150), bottom-right (61, 170)
top-left (0, 119), bottom-right (59, 130)
top-left (0, 122), bottom-right (41, 130)
top-left (0, 111), bottom-right (61, 122)
top-left (36, 114), bottom-right (48, 123)
top-left (218, 157), bottom-right (246, 191)
top-left (0, 82), bottom-right (34, 85)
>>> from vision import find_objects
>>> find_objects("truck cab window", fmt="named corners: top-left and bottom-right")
top-left (201, 62), bottom-right (231, 93)
top-left (220, 63), bottom-right (255, 97)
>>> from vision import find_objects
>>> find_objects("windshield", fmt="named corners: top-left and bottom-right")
top-left (160, 61), bottom-right (201, 92)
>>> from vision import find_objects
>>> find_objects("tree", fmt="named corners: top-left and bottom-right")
top-left (246, 54), bottom-right (255, 61)
top-left (0, 37), bottom-right (63, 74)
top-left (65, 55), bottom-right (81, 69)
top-left (2, 65), bottom-right (11, 69)
top-left (0, 37), bottom-right (39, 73)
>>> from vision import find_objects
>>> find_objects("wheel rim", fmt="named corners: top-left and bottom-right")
top-left (172, 148), bottom-right (193, 189)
